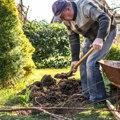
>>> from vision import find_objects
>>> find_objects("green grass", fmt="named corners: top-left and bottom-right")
top-left (0, 68), bottom-right (115, 120)
top-left (74, 110), bottom-right (115, 120)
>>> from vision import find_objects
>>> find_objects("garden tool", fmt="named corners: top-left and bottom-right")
top-left (54, 47), bottom-right (94, 79)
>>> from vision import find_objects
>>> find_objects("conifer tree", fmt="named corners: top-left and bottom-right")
top-left (0, 0), bottom-right (35, 85)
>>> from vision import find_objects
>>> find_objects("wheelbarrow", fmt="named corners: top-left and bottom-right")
top-left (99, 60), bottom-right (120, 88)
top-left (99, 60), bottom-right (120, 119)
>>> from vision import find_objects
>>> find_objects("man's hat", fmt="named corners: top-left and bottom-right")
top-left (52, 0), bottom-right (67, 18)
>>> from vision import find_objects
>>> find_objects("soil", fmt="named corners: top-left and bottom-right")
top-left (54, 72), bottom-right (69, 79)
top-left (17, 74), bottom-right (88, 115)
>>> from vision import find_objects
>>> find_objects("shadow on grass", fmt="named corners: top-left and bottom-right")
top-left (0, 113), bottom-right (54, 120)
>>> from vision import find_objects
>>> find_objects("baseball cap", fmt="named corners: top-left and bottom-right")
top-left (52, 0), bottom-right (67, 19)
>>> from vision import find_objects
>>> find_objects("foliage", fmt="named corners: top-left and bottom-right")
top-left (39, 57), bottom-right (70, 68)
top-left (0, 0), bottom-right (35, 85)
top-left (105, 44), bottom-right (120, 60)
top-left (23, 20), bottom-right (71, 68)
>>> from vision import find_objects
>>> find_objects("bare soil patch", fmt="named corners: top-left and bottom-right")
top-left (17, 75), bottom-right (88, 115)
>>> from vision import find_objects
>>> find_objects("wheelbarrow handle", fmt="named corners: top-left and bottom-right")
top-left (74, 47), bottom-right (94, 69)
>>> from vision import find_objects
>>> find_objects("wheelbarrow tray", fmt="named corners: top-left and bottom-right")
top-left (99, 60), bottom-right (120, 88)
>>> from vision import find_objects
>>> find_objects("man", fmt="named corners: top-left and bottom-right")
top-left (52, 0), bottom-right (116, 103)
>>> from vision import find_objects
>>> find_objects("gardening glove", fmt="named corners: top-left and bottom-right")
top-left (91, 38), bottom-right (103, 50)
top-left (71, 61), bottom-right (78, 73)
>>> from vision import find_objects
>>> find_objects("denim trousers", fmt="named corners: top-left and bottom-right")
top-left (80, 29), bottom-right (116, 102)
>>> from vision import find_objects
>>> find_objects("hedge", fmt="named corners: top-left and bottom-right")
top-left (23, 21), bottom-right (71, 68)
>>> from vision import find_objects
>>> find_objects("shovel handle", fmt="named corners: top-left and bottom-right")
top-left (74, 47), bottom-right (94, 69)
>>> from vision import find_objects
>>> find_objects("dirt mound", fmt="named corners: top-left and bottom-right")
top-left (58, 79), bottom-right (81, 95)
top-left (41, 75), bottom-right (56, 88)
top-left (18, 74), bottom-right (87, 115)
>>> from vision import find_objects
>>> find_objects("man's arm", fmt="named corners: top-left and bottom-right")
top-left (67, 29), bottom-right (80, 61)
top-left (83, 2), bottom-right (111, 50)
top-left (83, 2), bottom-right (111, 40)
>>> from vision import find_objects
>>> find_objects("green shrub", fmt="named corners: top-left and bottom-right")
top-left (0, 0), bottom-right (36, 85)
top-left (105, 44), bottom-right (120, 60)
top-left (39, 57), bottom-right (70, 68)
top-left (23, 21), bottom-right (71, 68)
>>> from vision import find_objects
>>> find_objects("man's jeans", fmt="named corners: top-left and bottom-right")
top-left (80, 29), bottom-right (116, 102)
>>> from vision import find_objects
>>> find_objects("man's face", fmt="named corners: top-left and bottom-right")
top-left (60, 6), bottom-right (74, 21)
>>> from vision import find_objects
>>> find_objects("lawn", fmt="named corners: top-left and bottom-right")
top-left (0, 68), bottom-right (115, 120)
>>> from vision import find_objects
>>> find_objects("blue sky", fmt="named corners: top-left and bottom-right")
top-left (15, 0), bottom-right (120, 23)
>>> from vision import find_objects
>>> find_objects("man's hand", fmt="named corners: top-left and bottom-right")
top-left (91, 38), bottom-right (103, 50)
top-left (71, 61), bottom-right (78, 73)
